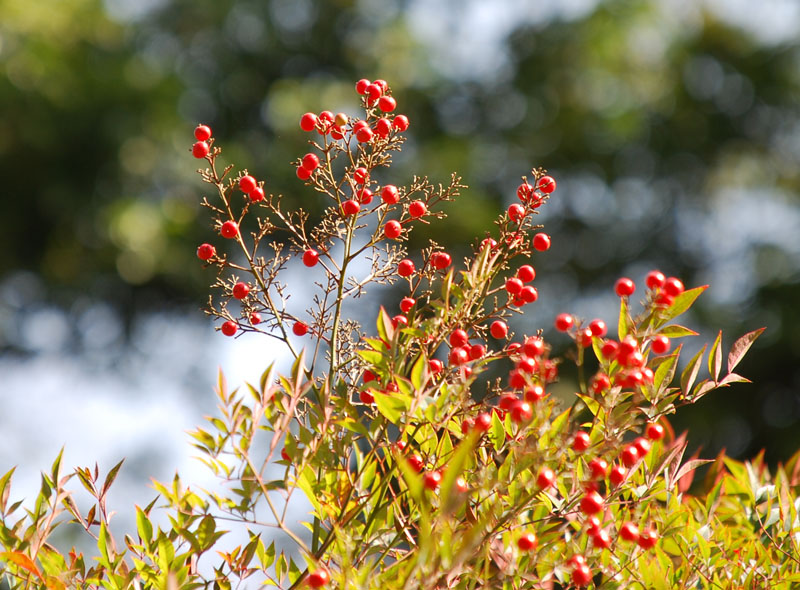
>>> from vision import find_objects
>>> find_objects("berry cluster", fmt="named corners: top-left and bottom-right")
top-left (188, 79), bottom-right (762, 589)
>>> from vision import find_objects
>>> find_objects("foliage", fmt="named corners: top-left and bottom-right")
top-left (1, 79), bottom-right (797, 590)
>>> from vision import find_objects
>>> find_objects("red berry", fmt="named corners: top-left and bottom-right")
top-left (601, 340), bottom-right (619, 360)
top-left (397, 259), bottom-right (415, 277)
top-left (633, 436), bottom-right (651, 456)
top-left (357, 188), bottom-right (373, 204)
top-left (481, 237), bottom-right (497, 250)
top-left (523, 337), bottom-right (545, 357)
top-left (373, 79), bottom-right (388, 92)
top-left (249, 187), bottom-right (265, 202)
top-left (393, 115), bottom-right (409, 131)
top-left (577, 327), bottom-right (594, 348)
top-left (646, 422), bottom-right (665, 441)
top-left (505, 277), bottom-right (523, 296)
top-left (508, 203), bottom-right (525, 221)
top-left (429, 359), bottom-right (443, 374)
top-left (381, 184), bottom-right (399, 204)
top-left (378, 96), bottom-right (397, 112)
top-left (615, 277), bottom-right (636, 297)
top-left (511, 401), bottom-right (532, 423)
top-left (664, 276), bottom-right (684, 297)
top-left (589, 458), bottom-right (608, 479)
top-left (353, 167), bottom-right (369, 184)
top-left (621, 444), bottom-right (639, 467)
top-left (342, 199), bottom-right (360, 216)
top-left (537, 175), bottom-right (556, 194)
top-left (609, 464), bottom-right (627, 486)
top-left (499, 393), bottom-right (520, 411)
top-left (619, 522), bottom-right (639, 542)
top-left (508, 369), bottom-right (526, 389)
top-left (299, 112), bottom-right (317, 132)
top-left (192, 141), bottom-right (210, 158)
top-left (520, 285), bottom-right (538, 304)
top-left (449, 347), bottom-right (468, 365)
top-left (450, 329), bottom-right (469, 348)
top-left (517, 532), bottom-right (538, 551)
top-left (400, 297), bottom-right (415, 313)
top-left (365, 83), bottom-right (382, 101)
top-left (517, 265), bottom-right (535, 283)
top-left (407, 452), bottom-right (424, 472)
top-left (355, 78), bottom-right (370, 94)
top-left (461, 417), bottom-right (475, 434)
top-left (250, 312), bottom-right (261, 325)
top-left (196, 243), bottom-right (215, 261)
top-left (593, 529), bottom-right (612, 549)
top-left (571, 564), bottom-right (591, 587)
top-left (516, 356), bottom-right (536, 374)
top-left (523, 384), bottom-right (544, 403)
top-left (409, 200), bottom-right (426, 218)
top-left (590, 373), bottom-right (611, 394)
top-left (516, 183), bottom-right (534, 202)
top-left (475, 412), bottom-right (492, 432)
top-left (638, 527), bottom-right (659, 549)
top-left (301, 153), bottom-right (320, 171)
top-left (532, 233), bottom-right (551, 251)
top-left (220, 221), bottom-right (239, 239)
top-left (194, 124), bottom-right (212, 141)
top-left (232, 282), bottom-right (250, 300)
top-left (469, 343), bottom-right (485, 359)
top-left (573, 431), bottom-right (591, 452)
top-left (221, 321), bottom-right (238, 337)
top-left (536, 467), bottom-right (555, 489)
top-left (363, 369), bottom-right (378, 383)
top-left (651, 334), bottom-right (670, 354)
top-left (588, 319), bottom-right (607, 337)
top-left (356, 127), bottom-right (374, 142)
top-left (455, 476), bottom-right (468, 493)
top-left (307, 569), bottom-right (330, 588)
top-left (292, 321), bottom-right (309, 336)
top-left (318, 111), bottom-right (334, 133)
top-left (580, 490), bottom-right (604, 515)
top-left (568, 555), bottom-right (587, 568)
top-left (392, 315), bottom-right (408, 329)
top-left (490, 320), bottom-right (508, 339)
top-left (554, 313), bottom-right (573, 332)
top-left (296, 166), bottom-right (312, 180)
top-left (303, 249), bottom-right (319, 267)
top-left (239, 175), bottom-right (257, 193)
top-left (431, 251), bottom-right (451, 269)
top-left (375, 117), bottom-right (392, 138)
top-left (423, 470), bottom-right (442, 490)
top-left (645, 270), bottom-right (666, 290)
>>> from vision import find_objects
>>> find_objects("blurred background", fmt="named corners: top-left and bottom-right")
top-left (2, 0), bottom-right (799, 532)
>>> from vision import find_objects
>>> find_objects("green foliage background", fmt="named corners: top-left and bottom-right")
top-left (1, 0), bottom-right (798, 461)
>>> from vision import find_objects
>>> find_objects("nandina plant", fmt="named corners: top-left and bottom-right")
top-left (1, 79), bottom-right (799, 590)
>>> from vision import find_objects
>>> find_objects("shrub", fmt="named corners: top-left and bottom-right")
top-left (1, 79), bottom-right (797, 589)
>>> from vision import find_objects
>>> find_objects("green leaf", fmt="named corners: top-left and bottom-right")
top-left (489, 411), bottom-right (505, 452)
top-left (663, 285), bottom-right (708, 321)
top-left (439, 431), bottom-right (479, 512)
top-left (276, 552), bottom-right (287, 584)
top-left (680, 344), bottom-right (706, 398)
top-left (653, 348), bottom-right (680, 392)
top-left (136, 506), bottom-right (153, 545)
top-left (659, 324), bottom-right (699, 338)
top-left (618, 296), bottom-right (630, 340)
top-left (0, 467), bottom-right (15, 513)
top-left (708, 330), bottom-right (722, 383)
top-left (410, 354), bottom-right (425, 391)
top-left (356, 349), bottom-right (385, 367)
top-left (376, 306), bottom-right (395, 343)
top-left (101, 459), bottom-right (125, 497)
top-left (727, 328), bottom-right (765, 373)
top-left (372, 390), bottom-right (410, 425)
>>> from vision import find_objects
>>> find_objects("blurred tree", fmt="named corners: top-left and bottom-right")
top-left (1, 0), bottom-right (798, 461)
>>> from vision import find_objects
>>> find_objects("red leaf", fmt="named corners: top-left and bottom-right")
top-left (1, 551), bottom-right (42, 580)
top-left (727, 328), bottom-right (765, 374)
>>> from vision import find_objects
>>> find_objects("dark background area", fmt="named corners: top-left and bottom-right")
top-left (2, 0), bottom-right (799, 465)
